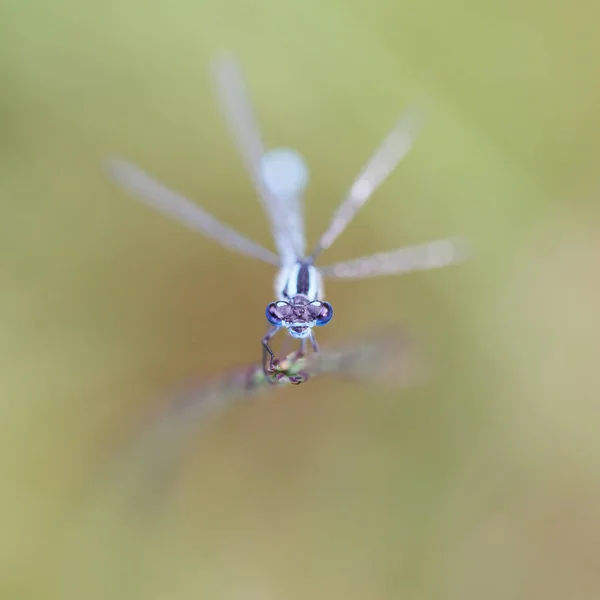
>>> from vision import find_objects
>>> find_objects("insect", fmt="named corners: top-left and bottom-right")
top-left (107, 54), bottom-right (464, 381)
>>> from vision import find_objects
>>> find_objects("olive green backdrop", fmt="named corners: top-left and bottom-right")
top-left (2, 1), bottom-right (600, 598)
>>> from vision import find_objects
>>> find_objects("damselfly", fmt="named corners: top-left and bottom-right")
top-left (107, 54), bottom-right (464, 379)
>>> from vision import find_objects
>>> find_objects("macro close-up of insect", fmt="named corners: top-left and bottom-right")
top-left (107, 54), bottom-right (465, 383)
top-left (6, 1), bottom-right (600, 598)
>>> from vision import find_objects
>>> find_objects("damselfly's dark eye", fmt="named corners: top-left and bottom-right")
top-left (265, 302), bottom-right (283, 326)
top-left (316, 302), bottom-right (333, 326)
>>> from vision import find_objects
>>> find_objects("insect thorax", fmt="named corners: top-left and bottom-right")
top-left (274, 261), bottom-right (323, 302)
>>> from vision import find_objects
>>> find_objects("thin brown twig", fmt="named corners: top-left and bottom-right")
top-left (84, 327), bottom-right (420, 512)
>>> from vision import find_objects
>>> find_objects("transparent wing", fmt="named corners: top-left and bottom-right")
top-left (311, 106), bottom-right (425, 260)
top-left (106, 158), bottom-right (280, 266)
top-left (212, 54), bottom-right (305, 265)
top-left (319, 237), bottom-right (467, 279)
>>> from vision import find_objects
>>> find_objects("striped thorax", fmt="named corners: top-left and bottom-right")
top-left (268, 261), bottom-right (332, 339)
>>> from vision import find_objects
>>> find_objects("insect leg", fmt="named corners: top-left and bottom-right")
top-left (262, 325), bottom-right (281, 381)
top-left (309, 331), bottom-right (320, 353)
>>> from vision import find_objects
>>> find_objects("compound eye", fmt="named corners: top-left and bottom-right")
top-left (316, 302), bottom-right (333, 326)
top-left (265, 302), bottom-right (282, 326)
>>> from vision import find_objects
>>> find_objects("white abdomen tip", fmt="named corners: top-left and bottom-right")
top-left (260, 148), bottom-right (309, 199)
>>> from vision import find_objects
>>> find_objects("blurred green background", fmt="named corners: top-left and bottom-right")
top-left (2, 0), bottom-right (600, 598)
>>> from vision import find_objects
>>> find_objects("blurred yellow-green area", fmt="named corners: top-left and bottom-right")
top-left (2, 0), bottom-right (600, 598)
